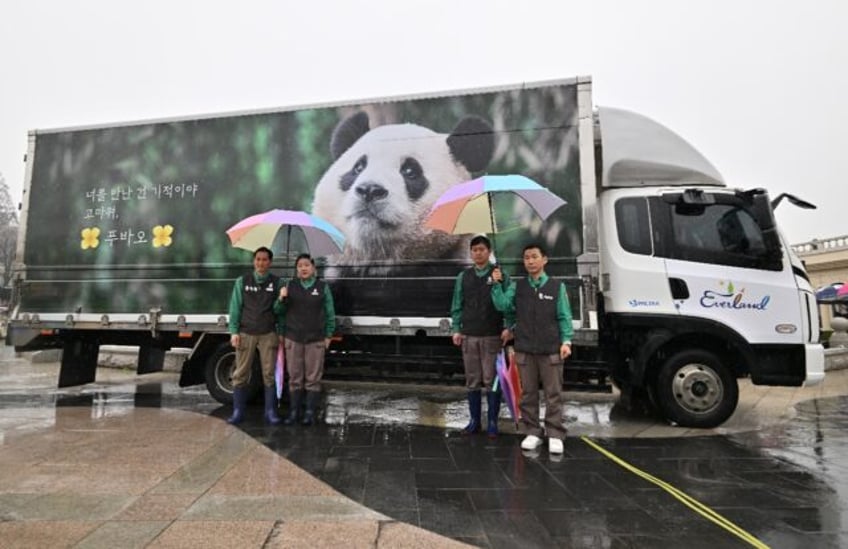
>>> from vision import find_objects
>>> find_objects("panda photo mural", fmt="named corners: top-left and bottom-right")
top-left (311, 111), bottom-right (495, 278)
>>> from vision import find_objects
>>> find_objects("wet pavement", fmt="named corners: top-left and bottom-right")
top-left (2, 345), bottom-right (848, 548)
top-left (239, 399), bottom-right (848, 548)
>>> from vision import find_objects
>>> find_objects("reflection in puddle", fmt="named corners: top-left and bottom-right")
top-left (321, 384), bottom-right (624, 432)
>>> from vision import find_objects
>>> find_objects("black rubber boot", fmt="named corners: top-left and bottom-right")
top-left (486, 390), bottom-right (501, 438)
top-left (264, 385), bottom-right (282, 425)
top-left (227, 387), bottom-right (247, 425)
top-left (462, 390), bottom-right (482, 435)
top-left (302, 391), bottom-right (321, 426)
top-left (284, 389), bottom-right (303, 426)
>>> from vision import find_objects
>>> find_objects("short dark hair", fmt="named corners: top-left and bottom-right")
top-left (253, 246), bottom-right (273, 260)
top-left (294, 253), bottom-right (314, 267)
top-left (469, 235), bottom-right (491, 250)
top-left (522, 243), bottom-right (547, 257)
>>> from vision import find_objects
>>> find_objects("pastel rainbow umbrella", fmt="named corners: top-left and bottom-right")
top-left (424, 175), bottom-right (566, 254)
top-left (226, 209), bottom-right (345, 260)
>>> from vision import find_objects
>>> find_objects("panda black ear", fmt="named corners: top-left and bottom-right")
top-left (330, 112), bottom-right (371, 160)
top-left (447, 116), bottom-right (495, 173)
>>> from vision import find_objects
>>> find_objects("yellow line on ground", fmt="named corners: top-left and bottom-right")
top-left (580, 435), bottom-right (769, 549)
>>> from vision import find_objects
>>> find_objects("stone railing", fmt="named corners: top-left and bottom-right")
top-left (793, 235), bottom-right (848, 255)
top-left (826, 347), bottom-right (848, 371)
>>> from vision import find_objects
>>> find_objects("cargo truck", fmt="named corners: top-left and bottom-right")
top-left (6, 76), bottom-right (824, 427)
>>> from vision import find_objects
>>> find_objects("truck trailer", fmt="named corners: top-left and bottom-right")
top-left (7, 76), bottom-right (824, 427)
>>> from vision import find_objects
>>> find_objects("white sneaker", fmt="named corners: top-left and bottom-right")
top-left (549, 437), bottom-right (564, 454)
top-left (520, 435), bottom-right (543, 450)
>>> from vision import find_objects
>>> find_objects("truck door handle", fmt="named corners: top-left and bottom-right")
top-left (669, 278), bottom-right (690, 300)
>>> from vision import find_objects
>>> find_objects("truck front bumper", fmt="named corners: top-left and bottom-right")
top-left (804, 343), bottom-right (826, 386)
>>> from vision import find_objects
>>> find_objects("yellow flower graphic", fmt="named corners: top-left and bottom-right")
top-left (80, 227), bottom-right (100, 250)
top-left (152, 225), bottom-right (174, 248)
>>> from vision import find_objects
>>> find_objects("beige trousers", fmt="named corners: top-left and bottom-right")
top-left (515, 351), bottom-right (566, 439)
top-left (461, 335), bottom-right (502, 390)
top-left (285, 339), bottom-right (326, 392)
top-left (232, 332), bottom-right (278, 388)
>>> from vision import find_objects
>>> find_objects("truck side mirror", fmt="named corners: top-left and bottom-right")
top-left (771, 192), bottom-right (817, 211)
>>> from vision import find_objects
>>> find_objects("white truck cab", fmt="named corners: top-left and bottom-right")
top-left (590, 106), bottom-right (824, 427)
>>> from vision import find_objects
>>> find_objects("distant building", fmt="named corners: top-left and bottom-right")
top-left (792, 235), bottom-right (848, 331)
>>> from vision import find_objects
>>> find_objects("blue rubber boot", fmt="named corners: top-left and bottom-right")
top-left (486, 390), bottom-right (501, 438)
top-left (302, 391), bottom-right (321, 426)
top-left (227, 387), bottom-right (247, 425)
top-left (284, 390), bottom-right (302, 426)
top-left (462, 390), bottom-right (482, 435)
top-left (264, 385), bottom-right (282, 425)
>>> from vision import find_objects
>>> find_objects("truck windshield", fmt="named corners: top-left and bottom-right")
top-left (673, 204), bottom-right (765, 255)
top-left (625, 194), bottom-right (784, 271)
top-left (666, 199), bottom-right (779, 270)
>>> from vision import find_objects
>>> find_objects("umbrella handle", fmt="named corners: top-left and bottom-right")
top-left (487, 192), bottom-right (498, 257)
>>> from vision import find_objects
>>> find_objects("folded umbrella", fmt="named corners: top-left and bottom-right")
top-left (275, 345), bottom-right (285, 400)
top-left (507, 349), bottom-right (522, 420)
top-left (495, 349), bottom-right (521, 424)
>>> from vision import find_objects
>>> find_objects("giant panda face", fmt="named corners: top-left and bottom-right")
top-left (313, 124), bottom-right (472, 253)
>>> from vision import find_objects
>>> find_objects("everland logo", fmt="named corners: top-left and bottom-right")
top-left (699, 280), bottom-right (770, 311)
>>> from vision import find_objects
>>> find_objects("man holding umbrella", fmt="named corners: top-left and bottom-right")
top-left (450, 235), bottom-right (511, 437)
top-left (227, 246), bottom-right (285, 425)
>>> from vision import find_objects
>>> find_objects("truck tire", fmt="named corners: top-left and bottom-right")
top-left (204, 344), bottom-right (262, 405)
top-left (655, 349), bottom-right (738, 428)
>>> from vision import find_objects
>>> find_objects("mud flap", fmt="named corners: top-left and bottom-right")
top-left (58, 339), bottom-right (99, 387)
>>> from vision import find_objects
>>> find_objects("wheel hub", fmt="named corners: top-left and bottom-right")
top-left (691, 380), bottom-right (709, 397)
top-left (671, 363), bottom-right (723, 414)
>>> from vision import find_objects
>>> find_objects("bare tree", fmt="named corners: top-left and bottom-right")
top-left (0, 224), bottom-right (17, 290)
top-left (0, 174), bottom-right (16, 227)
top-left (0, 174), bottom-right (18, 295)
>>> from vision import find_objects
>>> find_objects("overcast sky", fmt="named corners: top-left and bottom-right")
top-left (0, 0), bottom-right (844, 244)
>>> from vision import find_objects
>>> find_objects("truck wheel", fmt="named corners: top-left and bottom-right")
top-left (655, 349), bottom-right (738, 428)
top-left (204, 344), bottom-right (261, 405)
